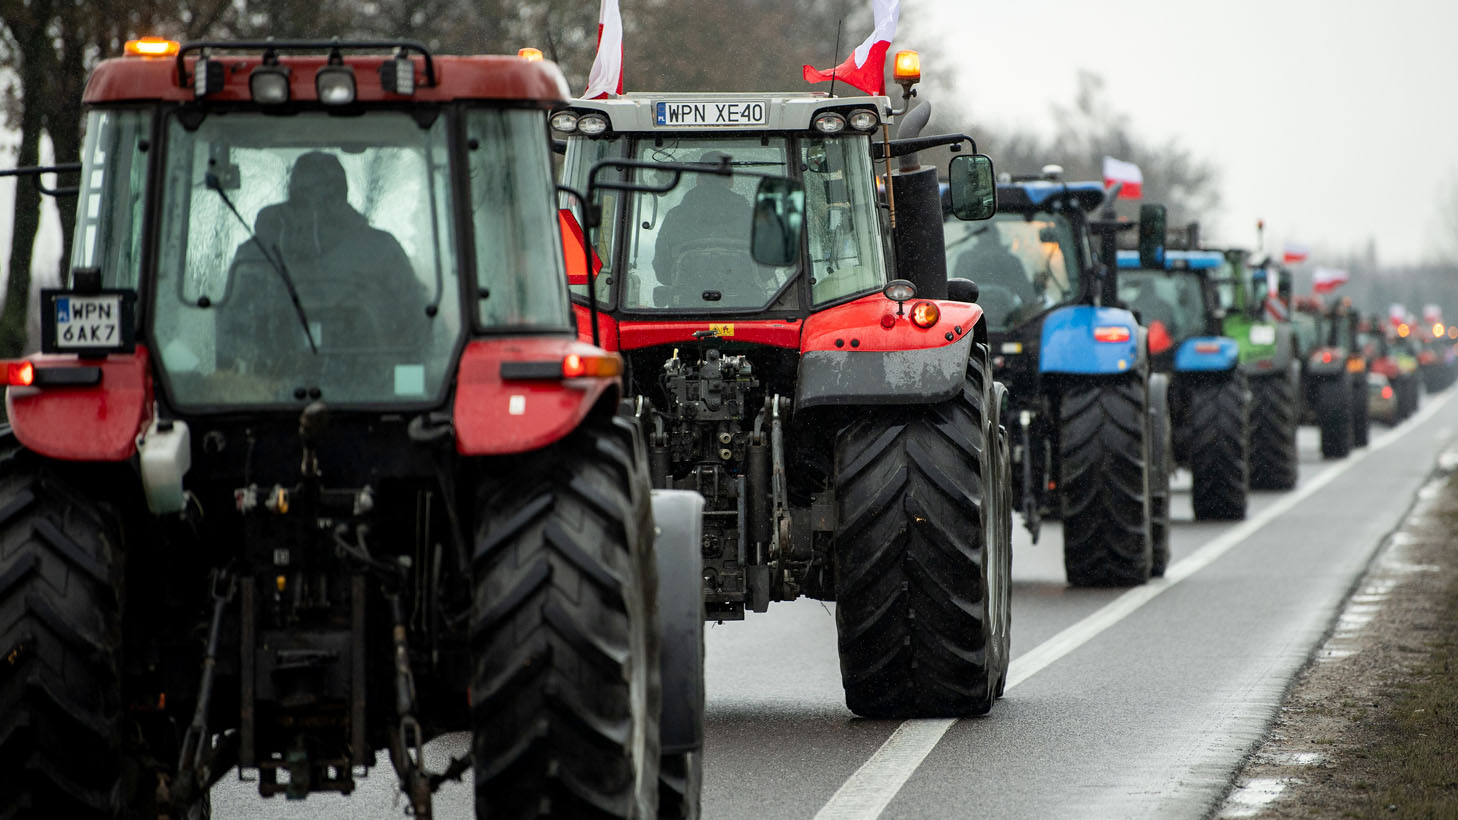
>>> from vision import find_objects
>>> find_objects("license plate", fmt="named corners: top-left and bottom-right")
top-left (655, 100), bottom-right (767, 127)
top-left (41, 289), bottom-right (135, 354)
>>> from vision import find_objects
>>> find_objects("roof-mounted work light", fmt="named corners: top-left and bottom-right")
top-left (194, 56), bottom-right (224, 97)
top-left (315, 51), bottom-right (356, 105)
top-left (249, 51), bottom-right (291, 104)
top-left (379, 50), bottom-right (415, 96)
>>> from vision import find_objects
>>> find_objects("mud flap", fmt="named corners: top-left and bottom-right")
top-left (650, 489), bottom-right (706, 755)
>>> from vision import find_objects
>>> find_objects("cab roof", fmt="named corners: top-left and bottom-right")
top-left (84, 48), bottom-right (569, 105)
top-left (996, 180), bottom-right (1106, 213)
top-left (1117, 249), bottom-right (1226, 270)
top-left (561, 92), bottom-right (890, 132)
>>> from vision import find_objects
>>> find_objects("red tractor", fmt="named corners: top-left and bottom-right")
top-left (0, 38), bottom-right (708, 819)
top-left (553, 65), bottom-right (1015, 719)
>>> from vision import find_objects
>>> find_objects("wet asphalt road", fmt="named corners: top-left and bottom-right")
top-left (212, 386), bottom-right (1458, 819)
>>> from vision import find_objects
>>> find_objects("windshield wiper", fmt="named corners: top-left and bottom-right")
top-left (206, 172), bottom-right (318, 354)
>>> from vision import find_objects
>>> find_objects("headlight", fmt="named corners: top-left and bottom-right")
top-left (577, 114), bottom-right (609, 136)
top-left (249, 66), bottom-right (291, 104)
top-left (550, 111), bottom-right (580, 133)
top-left (315, 66), bottom-right (356, 105)
top-left (848, 108), bottom-right (879, 131)
top-left (813, 112), bottom-right (846, 134)
top-left (883, 280), bottom-right (916, 302)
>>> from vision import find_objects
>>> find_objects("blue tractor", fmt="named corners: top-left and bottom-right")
top-left (1117, 249), bottom-right (1251, 520)
top-left (945, 170), bottom-right (1169, 584)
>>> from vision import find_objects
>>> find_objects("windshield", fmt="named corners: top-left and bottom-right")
top-left (944, 211), bottom-right (1080, 331)
top-left (618, 137), bottom-right (795, 311)
top-left (152, 110), bottom-right (461, 407)
top-left (802, 135), bottom-right (887, 304)
top-left (1209, 259), bottom-right (1240, 312)
top-left (1118, 270), bottom-right (1207, 343)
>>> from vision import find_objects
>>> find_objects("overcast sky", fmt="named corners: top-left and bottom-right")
top-left (908, 0), bottom-right (1458, 267)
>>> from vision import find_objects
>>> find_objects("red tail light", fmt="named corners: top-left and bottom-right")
top-left (562, 353), bottom-right (622, 379)
top-left (5, 361), bottom-right (33, 386)
top-left (1193, 341), bottom-right (1223, 354)
top-left (1381, 385), bottom-right (1394, 400)
top-left (1094, 326), bottom-right (1130, 343)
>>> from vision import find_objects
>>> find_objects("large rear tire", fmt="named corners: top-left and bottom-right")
top-left (1058, 375), bottom-right (1153, 587)
top-left (1247, 366), bottom-right (1300, 490)
top-left (0, 443), bottom-right (126, 820)
top-left (832, 349), bottom-right (1009, 718)
top-left (472, 415), bottom-right (661, 820)
top-left (1395, 374), bottom-right (1420, 421)
top-left (1316, 376), bottom-right (1354, 459)
top-left (1352, 373), bottom-right (1371, 446)
top-left (1189, 372), bottom-right (1250, 521)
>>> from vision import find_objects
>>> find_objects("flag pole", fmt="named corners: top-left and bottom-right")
top-left (828, 19), bottom-right (843, 98)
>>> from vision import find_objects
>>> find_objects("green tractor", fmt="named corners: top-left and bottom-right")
top-left (1186, 239), bottom-right (1301, 490)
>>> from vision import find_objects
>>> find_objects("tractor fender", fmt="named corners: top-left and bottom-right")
top-left (649, 489), bottom-right (706, 755)
top-left (454, 337), bottom-right (619, 455)
top-left (5, 348), bottom-right (153, 461)
top-left (1174, 336), bottom-right (1240, 372)
top-left (1038, 305), bottom-right (1143, 375)
top-left (795, 331), bottom-right (975, 411)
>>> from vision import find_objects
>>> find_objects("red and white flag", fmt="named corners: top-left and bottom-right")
top-left (1282, 242), bottom-right (1309, 264)
top-left (1423, 303), bottom-right (1442, 323)
top-left (1264, 268), bottom-right (1289, 320)
top-left (1101, 156), bottom-right (1142, 199)
top-left (1312, 267), bottom-right (1348, 293)
top-left (583, 0), bottom-right (623, 99)
top-left (802, 0), bottom-right (900, 96)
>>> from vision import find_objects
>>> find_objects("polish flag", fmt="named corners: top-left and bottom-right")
top-left (802, 0), bottom-right (900, 96)
top-left (1282, 242), bottom-right (1310, 264)
top-left (1388, 303), bottom-right (1407, 326)
top-left (1101, 156), bottom-right (1142, 199)
top-left (583, 0), bottom-right (623, 99)
top-left (1312, 267), bottom-right (1348, 293)
top-left (1423, 303), bottom-right (1442, 323)
top-left (1264, 268), bottom-right (1289, 320)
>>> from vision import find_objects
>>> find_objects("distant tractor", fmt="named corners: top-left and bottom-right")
top-left (1117, 249), bottom-right (1249, 519)
top-left (944, 167), bottom-right (1170, 583)
top-left (1296, 297), bottom-right (1370, 458)
top-left (0, 38), bottom-right (710, 819)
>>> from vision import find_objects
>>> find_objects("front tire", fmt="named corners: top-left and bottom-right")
top-left (0, 444), bottom-right (126, 820)
top-left (1058, 375), bottom-right (1153, 587)
top-left (472, 416), bottom-right (661, 820)
top-left (1248, 366), bottom-right (1300, 490)
top-left (1316, 376), bottom-right (1354, 459)
top-left (832, 349), bottom-right (1009, 718)
top-left (1147, 374), bottom-right (1172, 577)
top-left (1188, 372), bottom-right (1250, 520)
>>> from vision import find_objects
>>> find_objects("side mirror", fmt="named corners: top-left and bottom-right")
top-left (1138, 203), bottom-right (1166, 269)
top-left (947, 277), bottom-right (979, 304)
top-left (947, 154), bottom-right (997, 221)
top-left (750, 176), bottom-right (805, 267)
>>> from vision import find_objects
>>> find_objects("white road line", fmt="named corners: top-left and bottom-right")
top-left (813, 389), bottom-right (1456, 820)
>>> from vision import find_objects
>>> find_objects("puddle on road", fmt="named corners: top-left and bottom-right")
top-left (1218, 777), bottom-right (1290, 818)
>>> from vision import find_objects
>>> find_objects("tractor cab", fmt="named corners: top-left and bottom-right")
top-left (1115, 249), bottom-right (1228, 370)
